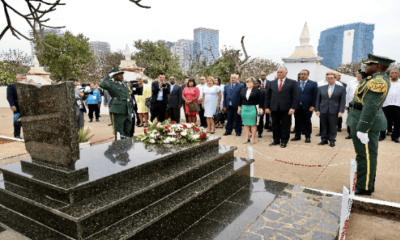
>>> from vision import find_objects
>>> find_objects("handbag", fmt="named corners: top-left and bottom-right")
top-left (214, 108), bottom-right (225, 123)
top-left (189, 103), bottom-right (201, 112)
top-left (145, 97), bottom-right (151, 109)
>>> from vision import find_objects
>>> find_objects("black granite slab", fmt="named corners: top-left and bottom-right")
top-left (0, 137), bottom-right (221, 204)
top-left (16, 81), bottom-right (79, 167)
top-left (86, 158), bottom-right (252, 240)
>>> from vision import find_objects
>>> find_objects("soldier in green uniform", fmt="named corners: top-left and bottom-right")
top-left (99, 67), bottom-right (135, 140)
top-left (347, 53), bottom-right (395, 195)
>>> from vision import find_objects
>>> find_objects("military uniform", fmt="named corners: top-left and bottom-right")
top-left (347, 54), bottom-right (395, 195)
top-left (99, 68), bottom-right (135, 139)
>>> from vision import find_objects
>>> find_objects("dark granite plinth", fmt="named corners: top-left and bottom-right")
top-left (0, 137), bottom-right (255, 239)
top-left (16, 82), bottom-right (79, 167)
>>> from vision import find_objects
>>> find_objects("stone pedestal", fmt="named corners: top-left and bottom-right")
top-left (26, 56), bottom-right (51, 85)
top-left (0, 137), bottom-right (252, 239)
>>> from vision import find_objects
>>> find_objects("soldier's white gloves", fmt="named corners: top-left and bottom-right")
top-left (357, 131), bottom-right (369, 144)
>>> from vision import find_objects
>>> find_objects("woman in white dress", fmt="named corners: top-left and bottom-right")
top-left (201, 77), bottom-right (221, 133)
top-left (214, 77), bottom-right (225, 128)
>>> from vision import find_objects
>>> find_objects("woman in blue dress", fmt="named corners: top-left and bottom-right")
top-left (202, 77), bottom-right (221, 134)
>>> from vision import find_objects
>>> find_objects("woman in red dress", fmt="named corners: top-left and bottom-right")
top-left (182, 79), bottom-right (200, 123)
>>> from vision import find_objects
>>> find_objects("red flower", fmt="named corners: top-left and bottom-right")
top-left (155, 122), bottom-right (158, 125)
top-left (194, 128), bottom-right (200, 132)
top-left (170, 121), bottom-right (177, 124)
top-left (182, 125), bottom-right (188, 129)
top-left (199, 133), bottom-right (207, 140)
top-left (144, 128), bottom-right (147, 133)
top-left (165, 129), bottom-right (170, 134)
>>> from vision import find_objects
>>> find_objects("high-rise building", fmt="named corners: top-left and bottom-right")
top-left (171, 39), bottom-right (194, 73)
top-left (158, 40), bottom-right (175, 50)
top-left (317, 23), bottom-right (374, 69)
top-left (194, 27), bottom-right (219, 65)
top-left (89, 41), bottom-right (111, 57)
top-left (29, 28), bottom-right (63, 56)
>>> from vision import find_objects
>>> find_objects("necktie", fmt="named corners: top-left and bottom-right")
top-left (301, 82), bottom-right (305, 92)
top-left (328, 86), bottom-right (332, 98)
top-left (261, 81), bottom-right (264, 88)
top-left (279, 79), bottom-right (283, 92)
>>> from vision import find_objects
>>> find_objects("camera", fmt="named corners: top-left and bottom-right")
top-left (161, 83), bottom-right (167, 88)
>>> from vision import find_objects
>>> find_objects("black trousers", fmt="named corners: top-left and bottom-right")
top-left (380, 106), bottom-right (400, 140)
top-left (13, 111), bottom-right (21, 138)
top-left (321, 113), bottom-right (338, 142)
top-left (88, 104), bottom-right (100, 120)
top-left (264, 113), bottom-right (271, 129)
top-left (167, 107), bottom-right (181, 123)
top-left (337, 116), bottom-right (343, 130)
top-left (151, 101), bottom-right (167, 122)
top-left (294, 108), bottom-right (313, 138)
top-left (225, 106), bottom-right (242, 134)
top-left (271, 110), bottom-right (291, 144)
top-left (199, 107), bottom-right (206, 127)
top-left (257, 113), bottom-right (265, 135)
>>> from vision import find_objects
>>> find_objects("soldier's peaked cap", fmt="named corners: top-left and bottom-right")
top-left (364, 53), bottom-right (395, 66)
top-left (109, 67), bottom-right (124, 77)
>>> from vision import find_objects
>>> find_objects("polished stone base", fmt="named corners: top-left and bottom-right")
top-left (0, 137), bottom-right (253, 239)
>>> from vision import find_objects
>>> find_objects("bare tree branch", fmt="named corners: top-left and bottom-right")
top-left (129, 0), bottom-right (151, 9)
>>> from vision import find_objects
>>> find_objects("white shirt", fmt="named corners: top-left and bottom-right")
top-left (383, 80), bottom-right (400, 107)
top-left (246, 90), bottom-right (251, 100)
top-left (277, 78), bottom-right (286, 88)
top-left (318, 80), bottom-right (343, 87)
top-left (345, 79), bottom-right (360, 107)
top-left (197, 83), bottom-right (206, 100)
top-left (259, 79), bottom-right (268, 88)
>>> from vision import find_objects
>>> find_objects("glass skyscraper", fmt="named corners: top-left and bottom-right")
top-left (317, 23), bottom-right (374, 69)
top-left (171, 39), bottom-right (194, 73)
top-left (194, 28), bottom-right (219, 65)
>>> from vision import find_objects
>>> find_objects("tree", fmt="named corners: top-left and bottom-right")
top-left (35, 31), bottom-right (93, 80)
top-left (133, 40), bottom-right (184, 80)
top-left (0, 49), bottom-right (31, 86)
top-left (1, 0), bottom-right (150, 53)
top-left (81, 50), bottom-right (124, 83)
top-left (333, 62), bottom-right (362, 77)
top-left (240, 58), bottom-right (278, 80)
top-left (222, 36), bottom-right (255, 78)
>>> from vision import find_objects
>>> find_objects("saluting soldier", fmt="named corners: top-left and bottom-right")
top-left (100, 67), bottom-right (135, 140)
top-left (347, 54), bottom-right (395, 195)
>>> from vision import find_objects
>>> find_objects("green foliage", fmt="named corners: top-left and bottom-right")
top-left (78, 128), bottom-right (94, 143)
top-left (0, 49), bottom-right (31, 86)
top-left (35, 31), bottom-right (93, 80)
top-left (133, 40), bottom-right (184, 80)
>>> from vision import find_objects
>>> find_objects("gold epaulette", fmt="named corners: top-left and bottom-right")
top-left (366, 76), bottom-right (388, 93)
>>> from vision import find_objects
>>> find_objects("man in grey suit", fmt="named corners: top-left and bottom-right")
top-left (167, 76), bottom-right (183, 123)
top-left (315, 72), bottom-right (346, 147)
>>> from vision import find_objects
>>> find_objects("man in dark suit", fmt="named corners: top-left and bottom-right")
top-left (182, 77), bottom-right (189, 123)
top-left (291, 70), bottom-right (318, 143)
top-left (6, 74), bottom-right (26, 139)
top-left (258, 72), bottom-right (271, 131)
top-left (223, 74), bottom-right (245, 136)
top-left (316, 73), bottom-right (346, 147)
top-left (256, 80), bottom-right (268, 138)
top-left (336, 72), bottom-right (347, 132)
top-left (167, 76), bottom-right (183, 123)
top-left (265, 67), bottom-right (299, 148)
top-left (150, 73), bottom-right (170, 122)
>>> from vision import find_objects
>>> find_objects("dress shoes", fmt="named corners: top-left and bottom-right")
top-left (290, 130), bottom-right (296, 134)
top-left (378, 137), bottom-right (385, 141)
top-left (281, 143), bottom-right (287, 148)
top-left (305, 138), bottom-right (311, 143)
top-left (316, 133), bottom-right (321, 137)
top-left (330, 142), bottom-right (335, 147)
top-left (387, 132), bottom-right (393, 135)
top-left (223, 132), bottom-right (231, 136)
top-left (345, 135), bottom-right (352, 139)
top-left (337, 128), bottom-right (342, 132)
top-left (89, 119), bottom-right (93, 122)
top-left (96, 119), bottom-right (100, 122)
top-left (355, 187), bottom-right (372, 196)
top-left (392, 138), bottom-right (400, 143)
top-left (236, 133), bottom-right (241, 136)
top-left (267, 129), bottom-right (272, 132)
top-left (291, 137), bottom-right (301, 141)
top-left (269, 142), bottom-right (280, 146)
top-left (318, 140), bottom-right (328, 145)
top-left (258, 134), bottom-right (262, 138)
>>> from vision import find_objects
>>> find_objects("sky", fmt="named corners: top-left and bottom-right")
top-left (1, 0), bottom-right (400, 64)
